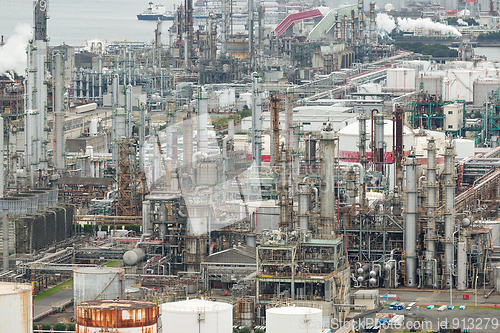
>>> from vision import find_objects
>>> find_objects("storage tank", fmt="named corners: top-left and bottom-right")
top-left (236, 297), bottom-right (255, 327)
top-left (416, 75), bottom-right (443, 96)
top-left (123, 248), bottom-right (146, 266)
top-left (89, 118), bottom-right (99, 136)
top-left (482, 221), bottom-right (500, 247)
top-left (338, 120), bottom-right (414, 163)
top-left (266, 306), bottom-right (323, 333)
top-left (0, 282), bottom-right (33, 333)
top-left (76, 299), bottom-right (157, 333)
top-left (161, 299), bottom-right (232, 333)
top-left (453, 138), bottom-right (475, 160)
top-left (473, 78), bottom-right (500, 106)
top-left (386, 68), bottom-right (416, 92)
top-left (73, 267), bottom-right (123, 304)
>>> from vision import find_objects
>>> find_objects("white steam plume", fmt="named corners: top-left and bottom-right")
top-left (376, 13), bottom-right (396, 35)
top-left (376, 13), bottom-right (462, 37)
top-left (397, 17), bottom-right (461, 36)
top-left (457, 18), bottom-right (468, 26)
top-left (0, 24), bottom-right (32, 75)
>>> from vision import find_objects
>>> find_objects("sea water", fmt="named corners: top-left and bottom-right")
top-left (0, 0), bottom-right (178, 46)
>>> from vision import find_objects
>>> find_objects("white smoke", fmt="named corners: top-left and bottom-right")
top-left (397, 17), bottom-right (462, 36)
top-left (376, 13), bottom-right (462, 37)
top-left (457, 18), bottom-right (468, 26)
top-left (376, 13), bottom-right (396, 35)
top-left (0, 24), bottom-right (32, 76)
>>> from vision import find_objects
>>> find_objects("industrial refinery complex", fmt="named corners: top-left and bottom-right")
top-left (4, 0), bottom-right (500, 332)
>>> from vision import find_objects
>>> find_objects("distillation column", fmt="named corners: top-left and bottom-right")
top-left (25, 0), bottom-right (49, 182)
top-left (270, 94), bottom-right (280, 167)
top-left (320, 125), bottom-right (336, 237)
top-left (53, 52), bottom-right (66, 174)
top-left (298, 183), bottom-right (310, 231)
top-left (278, 148), bottom-right (291, 231)
top-left (373, 114), bottom-right (385, 173)
top-left (443, 141), bottom-right (456, 288)
top-left (405, 155), bottom-right (418, 287)
top-left (425, 138), bottom-right (437, 287)
top-left (251, 72), bottom-right (262, 168)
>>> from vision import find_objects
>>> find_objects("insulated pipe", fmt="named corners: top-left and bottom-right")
top-left (443, 141), bottom-right (456, 287)
top-left (3, 210), bottom-right (8, 271)
top-left (405, 155), bottom-right (418, 287)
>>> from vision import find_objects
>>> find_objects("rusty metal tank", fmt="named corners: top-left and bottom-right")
top-left (76, 299), bottom-right (158, 333)
top-left (0, 282), bottom-right (33, 333)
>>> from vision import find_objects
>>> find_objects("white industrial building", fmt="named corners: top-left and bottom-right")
top-left (240, 105), bottom-right (357, 133)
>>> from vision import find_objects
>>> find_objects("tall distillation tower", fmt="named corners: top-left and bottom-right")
top-left (25, 0), bottom-right (49, 185)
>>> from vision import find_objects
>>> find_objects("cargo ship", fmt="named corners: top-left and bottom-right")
top-left (137, 2), bottom-right (174, 21)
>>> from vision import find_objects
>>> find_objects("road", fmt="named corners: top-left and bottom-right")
top-left (376, 288), bottom-right (500, 333)
top-left (34, 288), bottom-right (73, 320)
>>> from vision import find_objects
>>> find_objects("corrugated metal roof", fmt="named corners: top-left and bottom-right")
top-left (57, 177), bottom-right (113, 186)
top-left (274, 9), bottom-right (324, 36)
top-left (308, 5), bottom-right (359, 41)
top-left (204, 244), bottom-right (256, 264)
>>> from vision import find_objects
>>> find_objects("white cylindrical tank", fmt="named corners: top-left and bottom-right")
top-left (482, 221), bottom-right (500, 247)
top-left (266, 306), bottom-right (323, 333)
top-left (338, 120), bottom-right (414, 163)
top-left (161, 299), bottom-right (232, 333)
top-left (73, 267), bottom-right (123, 304)
top-left (386, 68), bottom-right (416, 91)
top-left (76, 299), bottom-right (158, 333)
top-left (123, 248), bottom-right (146, 266)
top-left (89, 118), bottom-right (98, 136)
top-left (0, 282), bottom-right (33, 333)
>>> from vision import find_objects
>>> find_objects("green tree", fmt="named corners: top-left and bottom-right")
top-left (255, 329), bottom-right (265, 333)
top-left (239, 327), bottom-right (252, 333)
top-left (54, 322), bottom-right (66, 331)
top-left (67, 323), bottom-right (76, 331)
top-left (233, 328), bottom-right (239, 333)
top-left (41, 323), bottom-right (52, 330)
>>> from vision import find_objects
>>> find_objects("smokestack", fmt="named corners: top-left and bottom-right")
top-left (358, 0), bottom-right (364, 40)
top-left (405, 155), bottom-right (418, 287)
top-left (370, 1), bottom-right (376, 45)
top-left (3, 210), bottom-right (8, 271)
